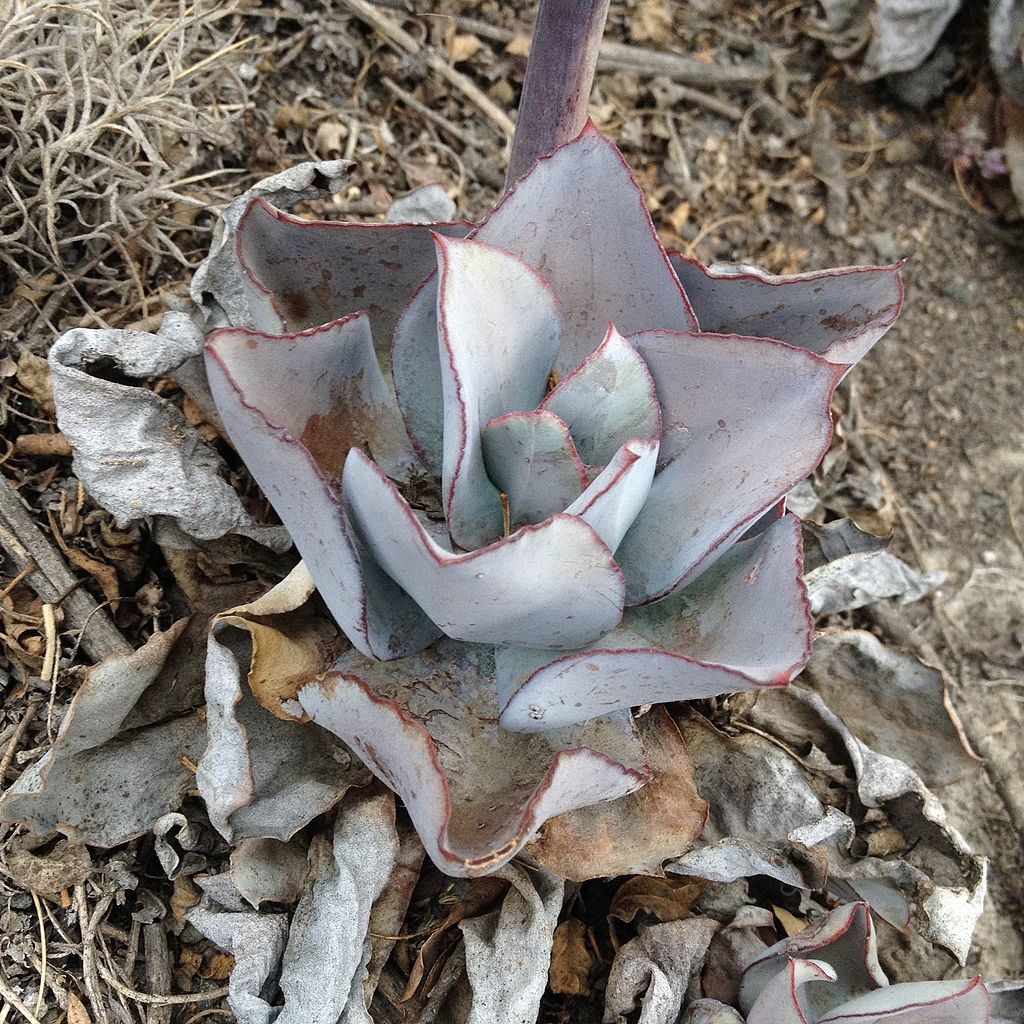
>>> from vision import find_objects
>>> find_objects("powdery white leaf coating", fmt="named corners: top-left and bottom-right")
top-left (805, 551), bottom-right (945, 615)
top-left (206, 337), bottom-right (439, 660)
top-left (680, 1001), bottom-right (745, 1023)
top-left (619, 330), bottom-right (842, 604)
top-left (342, 448), bottom-right (624, 650)
top-left (296, 638), bottom-right (648, 877)
top-left (745, 958), bottom-right (839, 1024)
top-left (564, 438), bottom-right (659, 553)
top-left (188, 883), bottom-right (289, 1024)
top-left (435, 234), bottom-right (563, 549)
top-left (482, 409), bottom-right (588, 528)
top-left (540, 323), bottom-right (662, 468)
top-left (817, 977), bottom-right (990, 1023)
top-left (460, 862), bottom-right (564, 1024)
top-left (477, 121), bottom-right (698, 372)
top-left (669, 255), bottom-right (903, 367)
top-left (739, 903), bottom-right (887, 1019)
top-left (499, 515), bottom-right (810, 731)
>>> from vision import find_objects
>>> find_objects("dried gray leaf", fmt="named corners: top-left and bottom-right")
top-left (0, 620), bottom-right (205, 846)
top-left (386, 184), bottom-right (457, 224)
top-left (751, 686), bottom-right (987, 964)
top-left (805, 551), bottom-right (945, 615)
top-left (604, 917), bottom-right (720, 1024)
top-left (800, 630), bottom-right (978, 787)
top-left (861, 0), bottom-right (961, 79)
top-left (49, 313), bottom-right (286, 545)
top-left (230, 837), bottom-right (310, 908)
top-left (276, 788), bottom-right (399, 1024)
top-left (188, 875), bottom-right (288, 1024)
top-left (460, 861), bottom-right (565, 1024)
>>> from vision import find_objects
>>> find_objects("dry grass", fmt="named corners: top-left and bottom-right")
top-left (0, 0), bottom-right (256, 325)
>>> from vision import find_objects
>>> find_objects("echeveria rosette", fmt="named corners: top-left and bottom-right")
top-left (203, 124), bottom-right (903, 877)
top-left (725, 902), bottom-right (991, 1024)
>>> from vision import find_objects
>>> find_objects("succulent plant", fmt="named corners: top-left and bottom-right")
top-left (203, 122), bottom-right (903, 876)
top-left (686, 902), bottom-right (991, 1023)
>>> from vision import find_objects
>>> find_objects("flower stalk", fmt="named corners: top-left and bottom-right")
top-left (505, 0), bottom-right (611, 187)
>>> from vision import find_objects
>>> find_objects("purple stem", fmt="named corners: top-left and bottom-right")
top-left (504, 0), bottom-right (611, 189)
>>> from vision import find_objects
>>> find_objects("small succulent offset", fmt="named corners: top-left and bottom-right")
top-left (686, 902), bottom-right (990, 1023)
top-left (205, 123), bottom-right (903, 876)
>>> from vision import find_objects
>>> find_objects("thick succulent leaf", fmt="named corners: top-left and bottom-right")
top-left (746, 958), bottom-right (838, 1024)
top-left (191, 159), bottom-right (350, 332)
top-left (435, 234), bottom-right (563, 549)
top-left (499, 515), bottom-right (810, 731)
top-left (343, 449), bottom-right (624, 649)
top-left (391, 125), bottom-right (693, 468)
top-left (235, 197), bottom-right (470, 340)
top-left (739, 903), bottom-right (888, 1019)
top-left (392, 280), bottom-right (446, 473)
top-left (207, 314), bottom-right (418, 482)
top-left (670, 255), bottom-right (904, 367)
top-left (527, 708), bottom-right (708, 881)
top-left (296, 639), bottom-right (649, 877)
top-left (818, 977), bottom-right (990, 1023)
top-left (564, 438), bottom-right (659, 553)
top-left (482, 410), bottom-right (587, 528)
top-left (618, 330), bottom-right (842, 604)
top-left (540, 324), bottom-right (662, 468)
top-left (205, 337), bottom-right (439, 660)
top-left (477, 122), bottom-right (698, 372)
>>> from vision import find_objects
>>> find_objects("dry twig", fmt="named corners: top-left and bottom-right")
top-left (0, 475), bottom-right (131, 662)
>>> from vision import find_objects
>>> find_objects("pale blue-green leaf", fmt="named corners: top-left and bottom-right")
top-left (477, 123), bottom-right (697, 372)
top-left (564, 438), bottom-right (658, 553)
top-left (499, 515), bottom-right (811, 731)
top-left (342, 448), bottom-right (624, 649)
top-left (739, 903), bottom-right (888, 1019)
top-left (296, 639), bottom-right (647, 877)
top-left (818, 977), bottom-right (990, 1023)
top-left (236, 198), bottom-right (470, 343)
top-left (482, 409), bottom-right (587, 528)
top-left (435, 235), bottom-right (564, 549)
top-left (618, 330), bottom-right (842, 604)
top-left (670, 254), bottom-right (903, 367)
top-left (540, 324), bottom-right (662, 468)
top-left (746, 959), bottom-right (839, 1024)
top-left (205, 332), bottom-right (439, 660)
top-left (207, 314), bottom-right (418, 482)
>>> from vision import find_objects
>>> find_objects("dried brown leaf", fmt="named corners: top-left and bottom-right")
top-left (67, 992), bottom-right (93, 1024)
top-left (527, 708), bottom-right (708, 881)
top-left (548, 919), bottom-right (595, 997)
top-left (608, 875), bottom-right (705, 925)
